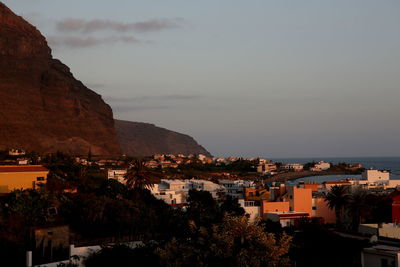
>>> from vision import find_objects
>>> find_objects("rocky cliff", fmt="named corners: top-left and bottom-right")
top-left (0, 3), bottom-right (121, 155)
top-left (0, 3), bottom-right (211, 157)
top-left (115, 120), bottom-right (211, 157)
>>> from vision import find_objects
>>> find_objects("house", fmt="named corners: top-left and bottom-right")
top-left (311, 161), bottom-right (331, 171)
top-left (151, 179), bottom-right (225, 205)
top-left (359, 223), bottom-right (400, 240)
top-left (8, 149), bottom-right (26, 156)
top-left (281, 163), bottom-right (304, 172)
top-left (323, 181), bottom-right (352, 191)
top-left (265, 212), bottom-right (310, 227)
top-left (238, 199), bottom-right (261, 222)
top-left (298, 182), bottom-right (320, 192)
top-left (361, 245), bottom-right (400, 267)
top-left (388, 191), bottom-right (400, 223)
top-left (284, 186), bottom-right (312, 215)
top-left (261, 201), bottom-right (290, 215)
top-left (244, 187), bottom-right (270, 201)
top-left (257, 163), bottom-right (277, 174)
top-left (312, 196), bottom-right (336, 224)
top-left (150, 184), bottom-right (185, 205)
top-left (219, 180), bottom-right (255, 198)
top-left (17, 158), bottom-right (29, 165)
top-left (0, 165), bottom-right (49, 193)
top-left (107, 169), bottom-right (127, 184)
top-left (362, 170), bottom-right (390, 184)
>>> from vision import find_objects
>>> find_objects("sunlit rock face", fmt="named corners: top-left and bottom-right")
top-left (0, 3), bottom-right (121, 155)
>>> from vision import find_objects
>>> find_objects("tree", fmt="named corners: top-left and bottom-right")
top-left (324, 186), bottom-right (351, 226)
top-left (186, 189), bottom-right (223, 227)
top-left (124, 159), bottom-right (159, 191)
top-left (220, 195), bottom-right (245, 217)
top-left (347, 188), bottom-right (369, 230)
top-left (157, 215), bottom-right (292, 267)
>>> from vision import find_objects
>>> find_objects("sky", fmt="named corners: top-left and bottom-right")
top-left (3, 0), bottom-right (400, 158)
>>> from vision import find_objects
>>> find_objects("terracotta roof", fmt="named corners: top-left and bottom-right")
top-left (0, 165), bottom-right (48, 173)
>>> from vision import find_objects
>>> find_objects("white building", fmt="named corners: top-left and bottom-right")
top-left (238, 199), bottom-right (261, 223)
top-left (198, 154), bottom-right (207, 161)
top-left (281, 163), bottom-right (304, 172)
top-left (361, 245), bottom-right (400, 267)
top-left (107, 169), bottom-right (127, 184)
top-left (150, 184), bottom-right (185, 205)
top-left (362, 170), bottom-right (390, 184)
top-left (311, 161), bottom-right (331, 171)
top-left (219, 180), bottom-right (255, 198)
top-left (151, 179), bottom-right (225, 205)
top-left (9, 149), bottom-right (25, 156)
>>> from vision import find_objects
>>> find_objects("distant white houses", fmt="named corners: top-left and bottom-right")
top-left (150, 179), bottom-right (226, 205)
top-left (311, 161), bottom-right (331, 171)
top-left (8, 149), bottom-right (25, 156)
top-left (281, 163), bottom-right (304, 172)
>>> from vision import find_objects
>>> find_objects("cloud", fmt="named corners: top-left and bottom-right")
top-left (56, 18), bottom-right (185, 33)
top-left (105, 94), bottom-right (202, 103)
top-left (112, 105), bottom-right (171, 113)
top-left (47, 35), bottom-right (140, 48)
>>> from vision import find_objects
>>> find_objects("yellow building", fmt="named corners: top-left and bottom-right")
top-left (0, 165), bottom-right (49, 193)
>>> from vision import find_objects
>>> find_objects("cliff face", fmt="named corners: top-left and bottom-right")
top-left (115, 120), bottom-right (211, 157)
top-left (0, 3), bottom-right (121, 155)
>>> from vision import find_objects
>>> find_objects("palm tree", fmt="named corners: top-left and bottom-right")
top-left (124, 159), bottom-right (159, 191)
top-left (347, 188), bottom-right (369, 230)
top-left (324, 185), bottom-right (351, 226)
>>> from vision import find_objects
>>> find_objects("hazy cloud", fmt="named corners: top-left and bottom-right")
top-left (112, 105), bottom-right (171, 113)
top-left (57, 18), bottom-right (185, 33)
top-left (47, 35), bottom-right (140, 48)
top-left (105, 94), bottom-right (202, 103)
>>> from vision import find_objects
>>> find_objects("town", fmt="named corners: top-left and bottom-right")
top-left (0, 149), bottom-right (399, 267)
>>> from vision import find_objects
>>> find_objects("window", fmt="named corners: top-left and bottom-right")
top-left (380, 258), bottom-right (388, 267)
top-left (312, 207), bottom-right (316, 210)
top-left (36, 177), bottom-right (45, 181)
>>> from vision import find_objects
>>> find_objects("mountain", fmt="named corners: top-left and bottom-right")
top-left (115, 120), bottom-right (211, 157)
top-left (0, 3), bottom-right (211, 157)
top-left (0, 2), bottom-right (121, 155)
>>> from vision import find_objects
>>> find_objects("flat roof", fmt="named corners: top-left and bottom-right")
top-left (0, 165), bottom-right (49, 173)
top-left (267, 212), bottom-right (309, 218)
top-left (324, 181), bottom-right (352, 184)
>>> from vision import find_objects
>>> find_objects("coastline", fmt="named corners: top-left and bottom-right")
top-left (265, 170), bottom-right (361, 184)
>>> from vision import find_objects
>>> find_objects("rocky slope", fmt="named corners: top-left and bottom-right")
top-left (0, 3), bottom-right (211, 157)
top-left (115, 120), bottom-right (211, 157)
top-left (0, 2), bottom-right (121, 155)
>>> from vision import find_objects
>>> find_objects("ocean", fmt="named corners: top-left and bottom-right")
top-left (271, 157), bottom-right (400, 184)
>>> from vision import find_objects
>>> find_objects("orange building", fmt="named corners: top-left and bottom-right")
top-left (244, 187), bottom-right (270, 201)
top-left (312, 196), bottom-right (336, 223)
top-left (261, 201), bottom-right (290, 216)
top-left (0, 165), bottom-right (49, 193)
top-left (286, 186), bottom-right (312, 216)
top-left (299, 183), bottom-right (319, 193)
